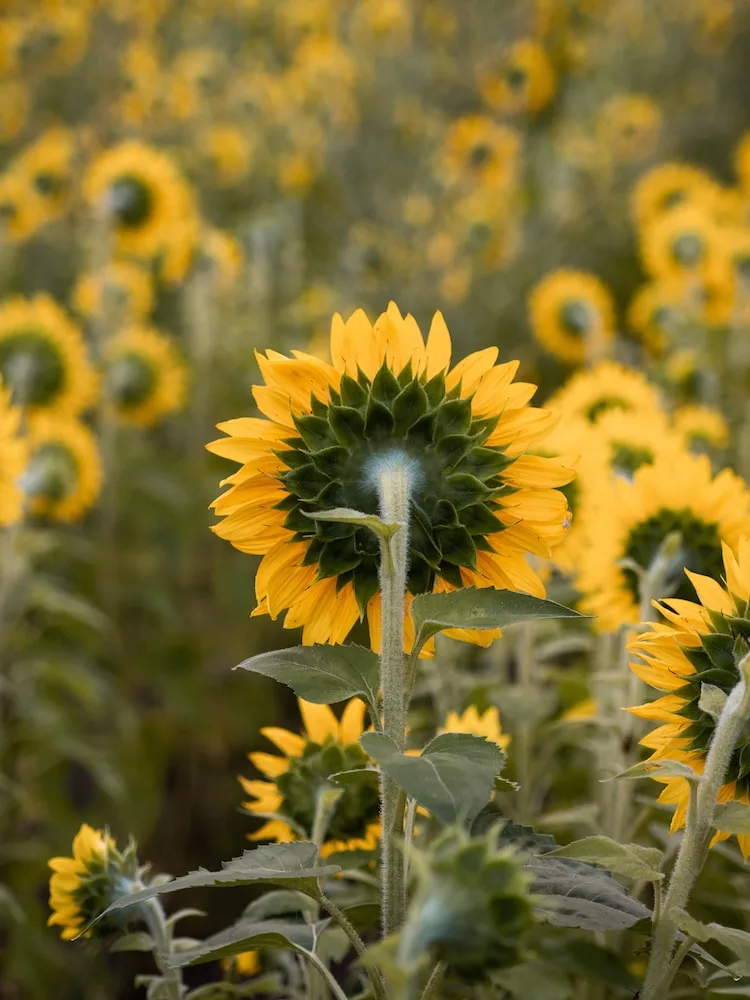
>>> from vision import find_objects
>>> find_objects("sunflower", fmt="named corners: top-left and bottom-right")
top-left (594, 408), bottom-right (683, 478)
top-left (578, 453), bottom-right (750, 632)
top-left (0, 170), bottom-right (44, 244)
top-left (196, 124), bottom-right (253, 186)
top-left (596, 94), bottom-right (662, 163)
top-left (528, 269), bottom-right (615, 365)
top-left (640, 203), bottom-right (724, 285)
top-left (73, 262), bottom-right (154, 323)
top-left (349, 0), bottom-right (412, 50)
top-left (0, 379), bottom-right (27, 527)
top-left (197, 228), bottom-right (245, 290)
top-left (208, 303), bottom-right (573, 650)
top-left (82, 141), bottom-right (198, 259)
top-left (547, 361), bottom-right (663, 426)
top-left (628, 537), bottom-right (750, 858)
top-left (0, 295), bottom-right (97, 416)
top-left (22, 414), bottom-right (102, 523)
top-left (632, 162), bottom-right (718, 230)
top-left (117, 39), bottom-right (165, 126)
top-left (224, 951), bottom-right (261, 978)
top-left (440, 116), bottom-right (521, 191)
top-left (240, 698), bottom-right (380, 857)
top-left (166, 47), bottom-right (226, 121)
top-left (48, 824), bottom-right (134, 940)
top-left (673, 404), bottom-right (729, 451)
top-left (478, 39), bottom-right (556, 116)
top-left (103, 325), bottom-right (187, 428)
top-left (15, 128), bottom-right (76, 228)
top-left (440, 705), bottom-right (510, 751)
top-left (627, 278), bottom-right (693, 354)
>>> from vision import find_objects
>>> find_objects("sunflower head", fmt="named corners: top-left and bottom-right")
top-left (548, 361), bottom-right (663, 426)
top-left (209, 303), bottom-right (573, 650)
top-left (15, 128), bottom-right (76, 226)
top-left (629, 537), bottom-right (750, 857)
top-left (593, 408), bottom-right (681, 477)
top-left (0, 378), bottom-right (27, 527)
top-left (73, 262), bottom-right (154, 323)
top-left (631, 162), bottom-right (718, 230)
top-left (528, 269), bottom-right (615, 366)
top-left (241, 698), bottom-right (380, 858)
top-left (440, 705), bottom-right (510, 752)
top-left (48, 824), bottom-right (138, 940)
top-left (103, 325), bottom-right (187, 427)
top-left (478, 39), bottom-right (556, 116)
top-left (674, 404), bottom-right (729, 452)
top-left (22, 414), bottom-right (102, 523)
top-left (596, 94), bottom-right (662, 163)
top-left (440, 117), bottom-right (521, 191)
top-left (640, 203), bottom-right (723, 283)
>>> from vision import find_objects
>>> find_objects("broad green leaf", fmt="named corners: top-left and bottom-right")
top-left (242, 889), bottom-right (318, 922)
top-left (608, 759), bottom-right (701, 783)
top-left (549, 836), bottom-right (664, 882)
top-left (359, 731), bottom-right (503, 824)
top-left (234, 645), bottom-right (379, 718)
top-left (98, 843), bottom-right (339, 925)
top-left (699, 683), bottom-right (728, 721)
top-left (411, 587), bottom-right (584, 649)
top-left (330, 767), bottom-right (379, 788)
top-left (168, 919), bottom-right (320, 968)
top-left (528, 855), bottom-right (650, 930)
top-left (492, 962), bottom-right (573, 1000)
top-left (675, 911), bottom-right (750, 964)
top-left (713, 802), bottom-right (750, 835)
top-left (541, 939), bottom-right (639, 992)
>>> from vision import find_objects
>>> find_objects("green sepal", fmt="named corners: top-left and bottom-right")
top-left (435, 524), bottom-right (477, 568)
top-left (339, 372), bottom-right (369, 408)
top-left (445, 473), bottom-right (491, 509)
top-left (461, 502), bottom-right (503, 536)
top-left (310, 445), bottom-right (348, 477)
top-left (294, 414), bottom-right (335, 451)
top-left (700, 632), bottom-right (736, 671)
top-left (392, 380), bottom-right (429, 434)
top-left (423, 370), bottom-right (446, 407)
top-left (459, 446), bottom-right (514, 479)
top-left (435, 433), bottom-right (473, 467)
top-left (353, 568), bottom-right (380, 617)
top-left (435, 397), bottom-right (472, 437)
top-left (328, 404), bottom-right (366, 447)
top-left (370, 361), bottom-right (401, 405)
top-left (365, 398), bottom-right (395, 438)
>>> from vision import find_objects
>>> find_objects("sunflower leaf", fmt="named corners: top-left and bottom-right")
top-left (548, 835), bottom-right (664, 882)
top-left (712, 802), bottom-right (750, 835)
top-left (306, 507), bottom-right (401, 542)
top-left (410, 588), bottom-right (585, 652)
top-left (699, 683), bottom-right (728, 721)
top-left (606, 758), bottom-right (701, 783)
top-left (359, 731), bottom-right (503, 824)
top-left (234, 644), bottom-right (380, 718)
top-left (167, 918), bottom-right (324, 967)
top-left (674, 911), bottom-right (750, 964)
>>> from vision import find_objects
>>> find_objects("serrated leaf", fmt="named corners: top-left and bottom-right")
top-left (529, 855), bottom-right (650, 930)
top-left (699, 683), bottom-right (728, 721)
top-left (608, 759), bottom-right (701, 783)
top-left (359, 731), bottom-right (502, 824)
top-left (675, 911), bottom-right (750, 964)
top-left (713, 802), bottom-right (750, 835)
top-left (411, 587), bottom-right (583, 649)
top-left (548, 836), bottom-right (663, 881)
top-left (169, 919), bottom-right (321, 968)
top-left (234, 645), bottom-right (379, 719)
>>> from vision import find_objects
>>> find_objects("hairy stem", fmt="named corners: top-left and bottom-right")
top-left (319, 893), bottom-right (387, 1000)
top-left (142, 897), bottom-right (184, 1000)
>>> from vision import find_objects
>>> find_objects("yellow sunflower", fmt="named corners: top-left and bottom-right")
top-left (640, 203), bottom-right (725, 285)
top-left (117, 38), bottom-right (165, 126)
top-left (22, 414), bottom-right (102, 523)
top-left (631, 162), bottom-right (718, 230)
top-left (593, 408), bottom-right (683, 478)
top-left (83, 141), bottom-right (198, 259)
top-left (196, 124), bottom-right (254, 186)
top-left (73, 262), bottom-right (154, 323)
top-left (0, 378), bottom-right (27, 527)
top-left (166, 47), bottom-right (226, 120)
top-left (547, 360), bottom-right (663, 425)
top-left (224, 951), bottom-right (261, 978)
top-left (673, 404), bottom-right (729, 451)
top-left (349, 0), bottom-right (412, 50)
top-left (0, 295), bottom-right (97, 416)
top-left (0, 170), bottom-right (44, 244)
top-left (240, 698), bottom-right (380, 857)
top-left (578, 453), bottom-right (750, 632)
top-left (198, 228), bottom-right (245, 290)
top-left (629, 537), bottom-right (750, 858)
top-left (440, 116), bottom-right (521, 191)
top-left (48, 824), bottom-right (125, 940)
top-left (478, 39), bottom-right (556, 116)
top-left (441, 705), bottom-right (510, 751)
top-left (14, 128), bottom-right (76, 229)
top-left (103, 325), bottom-right (187, 428)
top-left (627, 278), bottom-right (693, 354)
top-left (208, 302), bottom-right (573, 650)
top-left (528, 269), bottom-right (615, 365)
top-left (596, 94), bottom-right (662, 164)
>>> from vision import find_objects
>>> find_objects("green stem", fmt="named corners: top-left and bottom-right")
top-left (142, 897), bottom-right (184, 1000)
top-left (319, 893), bottom-right (387, 1000)
top-left (640, 656), bottom-right (750, 1000)
top-left (375, 457), bottom-right (412, 936)
top-left (419, 961), bottom-right (446, 1000)
top-left (514, 623), bottom-right (535, 822)
top-left (301, 947), bottom-right (350, 1000)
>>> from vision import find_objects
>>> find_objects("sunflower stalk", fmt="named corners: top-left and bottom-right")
top-left (640, 654), bottom-right (750, 1000)
top-left (375, 456), bottom-right (412, 936)
top-left (140, 896), bottom-right (185, 1000)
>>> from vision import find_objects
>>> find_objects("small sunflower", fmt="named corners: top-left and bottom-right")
top-left (631, 162), bottom-right (718, 230)
top-left (22, 414), bottom-right (102, 523)
top-left (596, 94), bottom-right (662, 163)
top-left (673, 404), bottom-right (729, 451)
top-left (196, 124), bottom-right (254, 186)
top-left (627, 278), bottom-right (692, 354)
top-left (0, 79), bottom-right (29, 144)
top-left (578, 453), bottom-right (750, 632)
top-left (594, 408), bottom-right (683, 478)
top-left (0, 295), bottom-right (97, 416)
top-left (48, 824), bottom-right (136, 940)
top-left (103, 325), bottom-right (187, 428)
top-left (0, 379), bottom-right (27, 527)
top-left (528, 269), bottom-right (615, 365)
top-left (15, 128), bottom-right (76, 229)
top-left (224, 951), bottom-right (261, 978)
top-left (440, 705), bottom-right (510, 751)
top-left (189, 227), bottom-right (244, 291)
top-left (208, 303), bottom-right (573, 650)
top-left (547, 361), bottom-right (663, 425)
top-left (640, 203), bottom-right (724, 284)
top-left (117, 39), bottom-right (164, 126)
top-left (240, 698), bottom-right (380, 857)
top-left (83, 141), bottom-right (198, 259)
top-left (440, 116), bottom-right (521, 191)
top-left (349, 0), bottom-right (412, 50)
top-left (73, 262), bottom-right (154, 323)
top-left (0, 170), bottom-right (44, 244)
top-left (629, 537), bottom-right (750, 858)
top-left (478, 39), bottom-right (556, 116)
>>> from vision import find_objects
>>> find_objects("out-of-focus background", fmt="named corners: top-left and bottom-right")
top-left (2, 0), bottom-right (750, 995)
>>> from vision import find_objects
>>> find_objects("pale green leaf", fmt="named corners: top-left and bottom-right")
top-left (713, 802), bottom-right (750, 835)
top-left (675, 911), bottom-right (750, 964)
top-left (169, 919), bottom-right (321, 968)
top-left (699, 683), bottom-right (728, 721)
top-left (549, 835), bottom-right (664, 881)
top-left (607, 759), bottom-right (701, 783)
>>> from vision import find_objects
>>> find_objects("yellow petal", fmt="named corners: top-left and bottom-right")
top-left (339, 698), bottom-right (366, 744)
top-left (299, 700), bottom-right (339, 744)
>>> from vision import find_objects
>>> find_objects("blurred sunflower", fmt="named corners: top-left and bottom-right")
top-left (528, 269), bottom-right (615, 365)
top-left (640, 203), bottom-right (724, 285)
top-left (15, 128), bottom-right (76, 229)
top-left (440, 116), bottom-right (521, 191)
top-left (240, 698), bottom-right (380, 857)
top-left (578, 453), bottom-right (750, 631)
top-left (196, 227), bottom-right (245, 290)
top-left (16, 8), bottom-right (89, 74)
top-left (632, 162), bottom-right (718, 230)
top-left (629, 538), bottom-right (750, 858)
top-left (547, 361), bottom-right (663, 425)
top-left (478, 39), bottom-right (556, 116)
top-left (0, 379), bottom-right (27, 527)
top-left (22, 415), bottom-right (102, 523)
top-left (440, 705), bottom-right (510, 751)
top-left (103, 326), bottom-right (187, 428)
top-left (208, 303), bottom-right (573, 650)
top-left (673, 404), bottom-right (729, 452)
top-left (167, 47), bottom-right (226, 121)
top-left (117, 38), bottom-right (165, 126)
top-left (73, 262), bottom-right (154, 323)
top-left (0, 79), bottom-right (29, 143)
top-left (627, 278), bottom-right (691, 354)
top-left (594, 408), bottom-right (681, 476)
top-left (0, 295), bottom-right (97, 416)
top-left (349, 0), bottom-right (412, 50)
top-left (0, 170), bottom-right (44, 243)
top-left (224, 951), bottom-right (261, 978)
top-left (196, 124), bottom-right (254, 186)
top-left (596, 94), bottom-right (662, 164)
top-left (83, 141), bottom-right (197, 259)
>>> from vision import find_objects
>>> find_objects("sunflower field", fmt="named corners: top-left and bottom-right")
top-left (9, 1), bottom-right (750, 999)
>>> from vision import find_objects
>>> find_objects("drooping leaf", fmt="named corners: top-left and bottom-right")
top-left (234, 645), bottom-right (379, 718)
top-left (713, 802), bottom-right (750, 835)
top-left (307, 507), bottom-right (401, 542)
top-left (359, 731), bottom-right (503, 824)
top-left (168, 919), bottom-right (322, 968)
top-left (548, 835), bottom-right (664, 882)
top-left (608, 759), bottom-right (701, 783)
top-left (699, 683), bottom-right (728, 721)
top-left (109, 931), bottom-right (155, 953)
top-left (241, 890), bottom-right (319, 923)
top-left (411, 587), bottom-right (584, 650)
top-left (675, 911), bottom-right (750, 965)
